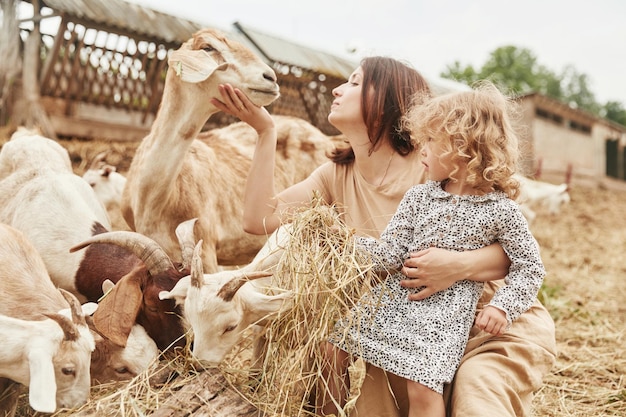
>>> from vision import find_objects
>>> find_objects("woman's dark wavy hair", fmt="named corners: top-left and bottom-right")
top-left (329, 56), bottom-right (433, 164)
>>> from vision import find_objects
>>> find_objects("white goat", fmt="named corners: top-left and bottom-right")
top-left (121, 28), bottom-right (333, 273)
top-left (515, 174), bottom-right (571, 223)
top-left (0, 129), bottom-right (160, 381)
top-left (82, 152), bottom-right (129, 231)
top-left (0, 223), bottom-right (95, 414)
top-left (0, 312), bottom-right (92, 413)
top-left (0, 128), bottom-right (112, 296)
top-left (159, 225), bottom-right (292, 364)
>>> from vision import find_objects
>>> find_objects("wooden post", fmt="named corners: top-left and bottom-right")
top-left (0, 0), bottom-right (22, 126)
top-left (12, 0), bottom-right (56, 138)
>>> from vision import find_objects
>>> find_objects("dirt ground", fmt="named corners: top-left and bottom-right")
top-left (529, 176), bottom-right (626, 417)
top-left (2, 131), bottom-right (625, 416)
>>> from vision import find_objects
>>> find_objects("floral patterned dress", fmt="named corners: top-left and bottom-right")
top-left (330, 180), bottom-right (545, 394)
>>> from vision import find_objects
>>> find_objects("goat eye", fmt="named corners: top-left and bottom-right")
top-left (202, 46), bottom-right (215, 53)
top-left (223, 324), bottom-right (237, 334)
top-left (116, 367), bottom-right (129, 374)
top-left (62, 367), bottom-right (76, 376)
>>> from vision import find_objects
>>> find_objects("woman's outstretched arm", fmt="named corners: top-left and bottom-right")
top-left (211, 84), bottom-right (320, 235)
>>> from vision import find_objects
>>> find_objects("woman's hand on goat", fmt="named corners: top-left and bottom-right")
top-left (211, 84), bottom-right (275, 135)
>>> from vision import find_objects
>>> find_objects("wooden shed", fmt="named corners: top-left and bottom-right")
top-left (4, 0), bottom-right (357, 140)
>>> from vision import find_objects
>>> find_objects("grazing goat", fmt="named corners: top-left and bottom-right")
top-left (0, 312), bottom-right (91, 414)
top-left (514, 174), bottom-right (571, 223)
top-left (159, 225), bottom-right (292, 364)
top-left (0, 223), bottom-right (95, 414)
top-left (0, 130), bottom-right (176, 359)
top-left (82, 152), bottom-right (129, 231)
top-left (121, 28), bottom-right (333, 273)
top-left (68, 218), bottom-right (199, 351)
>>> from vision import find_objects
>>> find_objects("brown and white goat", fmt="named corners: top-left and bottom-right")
top-left (68, 219), bottom-right (199, 351)
top-left (0, 130), bottom-right (181, 358)
top-left (0, 223), bottom-right (94, 414)
top-left (121, 28), bottom-right (333, 273)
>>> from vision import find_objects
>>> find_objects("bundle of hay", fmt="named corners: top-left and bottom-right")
top-left (234, 195), bottom-right (380, 416)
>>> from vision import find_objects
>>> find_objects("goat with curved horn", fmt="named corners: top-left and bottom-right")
top-left (70, 231), bottom-right (175, 277)
top-left (160, 225), bottom-right (292, 364)
top-left (68, 223), bottom-right (197, 351)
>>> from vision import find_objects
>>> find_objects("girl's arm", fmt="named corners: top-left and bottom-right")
top-left (488, 205), bottom-right (545, 323)
top-left (211, 84), bottom-right (321, 235)
top-left (400, 243), bottom-right (510, 300)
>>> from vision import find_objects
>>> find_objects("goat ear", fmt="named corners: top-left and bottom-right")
top-left (159, 276), bottom-right (190, 304)
top-left (93, 272), bottom-right (144, 347)
top-left (80, 302), bottom-right (98, 316)
top-left (102, 279), bottom-right (115, 294)
top-left (27, 347), bottom-right (57, 413)
top-left (168, 49), bottom-right (226, 83)
top-left (245, 290), bottom-right (293, 326)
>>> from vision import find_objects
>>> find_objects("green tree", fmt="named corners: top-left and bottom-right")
top-left (602, 101), bottom-right (626, 126)
top-left (559, 65), bottom-right (600, 114)
top-left (442, 61), bottom-right (481, 86)
top-left (440, 45), bottom-right (625, 127)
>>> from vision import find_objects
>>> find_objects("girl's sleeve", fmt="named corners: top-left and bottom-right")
top-left (355, 186), bottom-right (421, 270)
top-left (489, 200), bottom-right (546, 323)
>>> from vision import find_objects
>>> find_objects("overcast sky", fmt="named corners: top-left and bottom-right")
top-left (126, 0), bottom-right (625, 107)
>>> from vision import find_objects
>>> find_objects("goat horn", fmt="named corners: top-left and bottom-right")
top-left (58, 288), bottom-right (87, 327)
top-left (190, 240), bottom-right (204, 289)
top-left (69, 231), bottom-right (176, 276)
top-left (217, 271), bottom-right (273, 302)
top-left (44, 313), bottom-right (79, 342)
top-left (176, 218), bottom-right (198, 270)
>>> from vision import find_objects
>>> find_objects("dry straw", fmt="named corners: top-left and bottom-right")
top-left (223, 194), bottom-right (380, 417)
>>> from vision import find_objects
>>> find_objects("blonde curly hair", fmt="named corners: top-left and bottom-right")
top-left (403, 81), bottom-right (521, 199)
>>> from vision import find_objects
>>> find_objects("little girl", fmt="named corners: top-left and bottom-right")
top-left (321, 82), bottom-right (546, 417)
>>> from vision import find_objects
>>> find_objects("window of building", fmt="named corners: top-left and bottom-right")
top-left (535, 108), bottom-right (563, 124)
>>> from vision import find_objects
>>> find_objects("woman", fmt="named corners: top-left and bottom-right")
top-left (211, 56), bottom-right (556, 417)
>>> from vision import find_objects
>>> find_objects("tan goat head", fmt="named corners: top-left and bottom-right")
top-left (168, 28), bottom-right (279, 108)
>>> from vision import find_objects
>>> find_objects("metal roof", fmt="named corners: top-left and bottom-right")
top-left (232, 22), bottom-right (358, 79)
top-left (38, 0), bottom-right (207, 44)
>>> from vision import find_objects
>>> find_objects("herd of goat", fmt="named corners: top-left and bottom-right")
top-left (0, 27), bottom-right (571, 415)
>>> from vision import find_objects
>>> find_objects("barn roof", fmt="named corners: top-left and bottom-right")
top-left (33, 0), bottom-right (357, 78)
top-left (37, 0), bottom-right (207, 44)
top-left (232, 22), bottom-right (357, 79)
